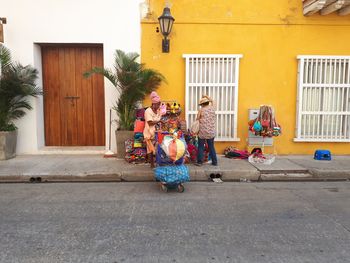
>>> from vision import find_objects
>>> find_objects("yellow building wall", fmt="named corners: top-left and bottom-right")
top-left (141, 0), bottom-right (350, 155)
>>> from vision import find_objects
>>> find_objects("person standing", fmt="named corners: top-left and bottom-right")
top-left (143, 91), bottom-right (162, 168)
top-left (195, 95), bottom-right (218, 166)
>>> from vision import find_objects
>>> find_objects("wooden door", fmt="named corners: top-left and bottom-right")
top-left (42, 45), bottom-right (105, 146)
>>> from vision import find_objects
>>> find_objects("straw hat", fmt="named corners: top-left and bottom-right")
top-left (199, 95), bottom-right (212, 105)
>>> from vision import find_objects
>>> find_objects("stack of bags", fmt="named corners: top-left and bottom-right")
top-left (124, 112), bottom-right (148, 164)
top-left (133, 121), bottom-right (145, 148)
top-left (132, 120), bottom-right (147, 162)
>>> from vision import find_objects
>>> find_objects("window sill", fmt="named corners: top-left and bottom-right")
top-left (294, 138), bottom-right (350, 143)
top-left (216, 138), bottom-right (241, 142)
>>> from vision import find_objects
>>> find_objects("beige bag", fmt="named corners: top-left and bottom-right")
top-left (190, 120), bottom-right (200, 134)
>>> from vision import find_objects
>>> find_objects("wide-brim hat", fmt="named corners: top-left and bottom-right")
top-left (199, 95), bottom-right (211, 105)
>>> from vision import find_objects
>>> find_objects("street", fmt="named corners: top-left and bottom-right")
top-left (0, 182), bottom-right (349, 263)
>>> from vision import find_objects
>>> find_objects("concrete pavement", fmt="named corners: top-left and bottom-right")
top-left (1, 154), bottom-right (350, 183)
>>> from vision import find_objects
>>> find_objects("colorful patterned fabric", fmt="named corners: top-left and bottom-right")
top-left (154, 165), bottom-right (190, 184)
top-left (198, 105), bottom-right (216, 139)
top-left (133, 142), bottom-right (143, 148)
top-left (134, 132), bottom-right (144, 140)
top-left (187, 143), bottom-right (198, 162)
top-left (125, 139), bottom-right (134, 153)
top-left (125, 148), bottom-right (147, 164)
top-left (156, 144), bottom-right (184, 165)
top-left (160, 136), bottom-right (186, 162)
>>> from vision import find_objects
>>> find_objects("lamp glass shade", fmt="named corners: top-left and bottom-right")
top-left (158, 7), bottom-right (174, 37)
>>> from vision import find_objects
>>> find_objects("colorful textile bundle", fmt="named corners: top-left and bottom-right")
top-left (187, 143), bottom-right (198, 162)
top-left (224, 146), bottom-right (249, 159)
top-left (156, 144), bottom-right (184, 165)
top-left (125, 139), bottom-right (134, 153)
top-left (160, 135), bottom-right (187, 162)
top-left (157, 115), bottom-right (181, 133)
top-left (154, 164), bottom-right (190, 184)
top-left (248, 105), bottom-right (282, 137)
top-left (125, 148), bottom-right (147, 163)
top-left (133, 132), bottom-right (145, 148)
top-left (124, 118), bottom-right (147, 164)
top-left (134, 120), bottom-right (145, 133)
top-left (134, 132), bottom-right (143, 140)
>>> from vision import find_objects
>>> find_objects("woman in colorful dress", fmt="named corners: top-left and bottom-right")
top-left (195, 95), bottom-right (218, 166)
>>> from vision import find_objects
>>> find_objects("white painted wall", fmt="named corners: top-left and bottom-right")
top-left (1, 0), bottom-right (143, 153)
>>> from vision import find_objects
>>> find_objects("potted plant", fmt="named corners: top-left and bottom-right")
top-left (84, 50), bottom-right (164, 158)
top-left (0, 45), bottom-right (41, 160)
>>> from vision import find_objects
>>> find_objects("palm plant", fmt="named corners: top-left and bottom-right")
top-left (0, 45), bottom-right (42, 131)
top-left (84, 49), bottom-right (165, 130)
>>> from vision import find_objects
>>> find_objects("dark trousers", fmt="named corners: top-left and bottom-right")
top-left (197, 137), bottom-right (218, 165)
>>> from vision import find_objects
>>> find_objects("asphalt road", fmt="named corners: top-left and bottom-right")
top-left (0, 182), bottom-right (349, 263)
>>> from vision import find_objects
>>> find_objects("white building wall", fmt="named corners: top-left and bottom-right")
top-left (1, 0), bottom-right (143, 153)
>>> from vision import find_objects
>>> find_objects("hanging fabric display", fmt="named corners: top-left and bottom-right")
top-left (248, 105), bottom-right (281, 137)
top-left (247, 105), bottom-right (281, 165)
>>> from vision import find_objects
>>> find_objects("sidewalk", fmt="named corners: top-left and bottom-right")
top-left (0, 154), bottom-right (350, 183)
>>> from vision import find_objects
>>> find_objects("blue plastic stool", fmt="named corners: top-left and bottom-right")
top-left (314, 150), bottom-right (331, 161)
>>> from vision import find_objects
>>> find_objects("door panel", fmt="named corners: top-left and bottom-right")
top-left (76, 47), bottom-right (94, 146)
top-left (91, 47), bottom-right (105, 146)
top-left (43, 47), bottom-right (61, 146)
top-left (42, 45), bottom-right (105, 146)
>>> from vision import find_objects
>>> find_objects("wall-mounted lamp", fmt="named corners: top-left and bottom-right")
top-left (158, 7), bottom-right (175, 53)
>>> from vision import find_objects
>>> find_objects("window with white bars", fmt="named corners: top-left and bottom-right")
top-left (295, 56), bottom-right (350, 142)
top-left (183, 54), bottom-right (243, 141)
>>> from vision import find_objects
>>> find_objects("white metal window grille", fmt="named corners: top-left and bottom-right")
top-left (295, 55), bottom-right (350, 142)
top-left (183, 54), bottom-right (243, 141)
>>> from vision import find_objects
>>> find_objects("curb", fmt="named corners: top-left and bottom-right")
top-left (0, 173), bottom-right (122, 183)
top-left (308, 170), bottom-right (350, 180)
top-left (260, 173), bottom-right (314, 181)
top-left (1, 170), bottom-right (350, 183)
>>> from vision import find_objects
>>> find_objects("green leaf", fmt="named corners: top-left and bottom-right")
top-left (84, 49), bottom-right (165, 130)
top-left (0, 47), bottom-right (42, 131)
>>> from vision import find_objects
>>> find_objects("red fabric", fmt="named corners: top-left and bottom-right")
top-left (134, 120), bottom-right (145, 133)
top-left (156, 131), bottom-right (183, 144)
top-left (187, 144), bottom-right (198, 162)
top-left (156, 132), bottom-right (166, 144)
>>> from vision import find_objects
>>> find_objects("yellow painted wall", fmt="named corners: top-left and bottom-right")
top-left (141, 0), bottom-right (350, 155)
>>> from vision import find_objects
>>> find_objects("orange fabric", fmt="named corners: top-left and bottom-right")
top-left (145, 138), bottom-right (155, 154)
top-left (168, 139), bottom-right (177, 161)
top-left (156, 132), bottom-right (166, 144)
top-left (134, 120), bottom-right (145, 133)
